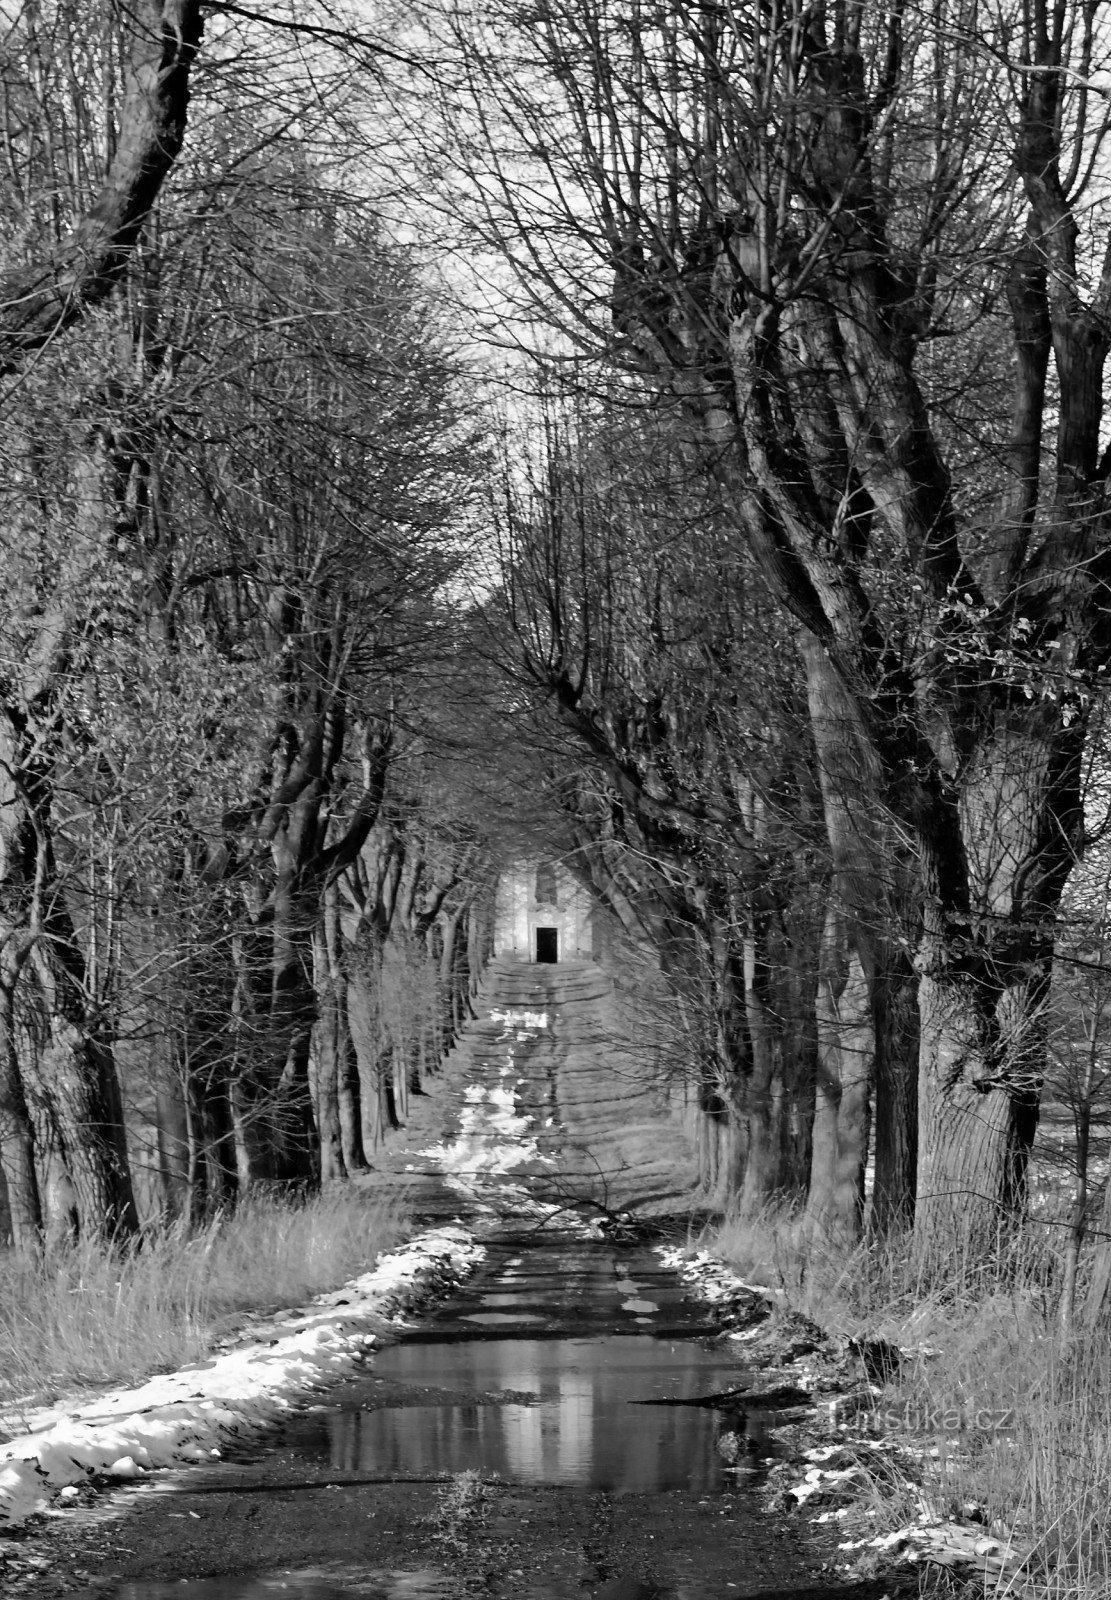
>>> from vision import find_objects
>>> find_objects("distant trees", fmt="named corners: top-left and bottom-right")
top-left (491, 395), bottom-right (826, 1208)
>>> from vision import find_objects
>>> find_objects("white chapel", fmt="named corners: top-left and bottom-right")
top-left (493, 859), bottom-right (595, 963)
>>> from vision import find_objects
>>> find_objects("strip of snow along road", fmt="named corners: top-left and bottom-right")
top-left (0, 1223), bottom-right (484, 1530)
top-left (661, 1245), bottom-right (1031, 1585)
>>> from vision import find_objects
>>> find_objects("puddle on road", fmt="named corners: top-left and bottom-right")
top-left (408, 1238), bottom-right (720, 1342)
top-left (462, 1311), bottom-right (547, 1324)
top-left (65, 1572), bottom-right (455, 1600)
top-left (69, 1569), bottom-right (702, 1600)
top-left (286, 1334), bottom-right (758, 1493)
top-left (271, 1235), bottom-right (775, 1495)
top-left (62, 1240), bottom-right (795, 1600)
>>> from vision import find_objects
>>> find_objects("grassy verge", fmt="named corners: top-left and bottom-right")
top-left (708, 1202), bottom-right (1111, 1597)
top-left (0, 1187), bottom-right (410, 1418)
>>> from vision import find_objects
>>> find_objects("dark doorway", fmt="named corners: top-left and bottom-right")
top-left (535, 927), bottom-right (559, 964)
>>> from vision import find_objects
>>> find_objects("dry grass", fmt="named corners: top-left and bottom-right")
top-left (708, 1199), bottom-right (1111, 1597)
top-left (428, 1467), bottom-right (492, 1549)
top-left (0, 1186), bottom-right (410, 1417)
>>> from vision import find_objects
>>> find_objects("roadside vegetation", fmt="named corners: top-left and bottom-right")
top-left (428, 1468), bottom-right (493, 1551)
top-left (711, 1198), bottom-right (1110, 1592)
top-left (0, 1188), bottom-right (408, 1419)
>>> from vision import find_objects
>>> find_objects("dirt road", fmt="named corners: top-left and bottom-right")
top-left (0, 968), bottom-right (910, 1600)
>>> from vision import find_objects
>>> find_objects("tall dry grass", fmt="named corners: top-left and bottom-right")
top-left (709, 1200), bottom-right (1111, 1597)
top-left (0, 1186), bottom-right (410, 1421)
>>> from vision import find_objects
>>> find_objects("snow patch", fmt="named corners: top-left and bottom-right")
top-left (654, 1245), bottom-right (777, 1313)
top-left (841, 1517), bottom-right (1028, 1582)
top-left (423, 1070), bottom-right (547, 1179)
top-left (490, 1008), bottom-right (548, 1031)
top-left (0, 1223), bottom-right (483, 1529)
top-left (422, 1009), bottom-right (555, 1191)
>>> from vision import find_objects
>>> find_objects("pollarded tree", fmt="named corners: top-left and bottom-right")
top-left (410, 0), bottom-right (1111, 1261)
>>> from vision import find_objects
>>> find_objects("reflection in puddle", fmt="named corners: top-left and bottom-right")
top-left (463, 1311), bottom-right (547, 1324)
top-left (290, 1336), bottom-right (752, 1493)
top-left (70, 1568), bottom-right (723, 1600)
top-left (66, 1568), bottom-right (456, 1600)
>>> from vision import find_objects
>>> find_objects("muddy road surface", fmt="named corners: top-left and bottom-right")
top-left (4, 1225), bottom-right (898, 1600)
top-left (2, 976), bottom-right (908, 1600)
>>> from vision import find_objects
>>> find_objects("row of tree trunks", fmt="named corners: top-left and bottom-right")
top-left (427, 0), bottom-right (1111, 1259)
top-left (573, 822), bottom-right (814, 1211)
top-left (307, 826), bottom-right (491, 1174)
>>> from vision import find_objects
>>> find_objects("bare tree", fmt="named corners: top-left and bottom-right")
top-left (0, 2), bottom-right (487, 1231)
top-left (407, 0), bottom-right (1111, 1261)
top-left (490, 392), bottom-right (828, 1208)
top-left (0, 1), bottom-right (204, 371)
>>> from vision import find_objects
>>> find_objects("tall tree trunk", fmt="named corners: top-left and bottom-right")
top-left (804, 904), bottom-right (871, 1244)
top-left (913, 719), bottom-right (1081, 1266)
top-left (0, 713), bottom-right (138, 1243)
top-left (187, 1064), bottom-right (237, 1219)
top-left (347, 946), bottom-right (390, 1155)
top-left (800, 637), bottom-right (877, 1243)
top-left (0, 982), bottom-right (42, 1250)
top-left (35, 1004), bottom-right (139, 1242)
top-left (800, 634), bottom-right (918, 1239)
top-left (438, 911), bottom-right (461, 1052)
top-left (155, 1082), bottom-right (191, 1221)
top-left (738, 909), bottom-right (784, 1208)
top-left (324, 887), bottom-right (366, 1171)
top-left (871, 951), bottom-right (919, 1233)
top-left (310, 1024), bottom-right (346, 1184)
top-left (0, 731), bottom-right (45, 1249)
top-left (310, 919), bottom-right (346, 1183)
top-left (265, 801), bottom-right (322, 1184)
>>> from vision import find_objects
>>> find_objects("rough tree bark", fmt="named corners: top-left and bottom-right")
top-left (0, 448), bottom-right (141, 1242)
top-left (0, 973), bottom-right (42, 1250)
top-left (227, 705), bottom-right (393, 1185)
